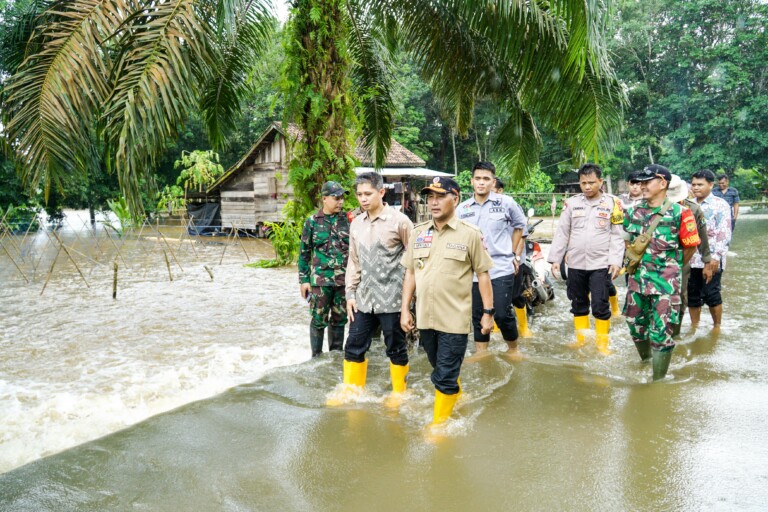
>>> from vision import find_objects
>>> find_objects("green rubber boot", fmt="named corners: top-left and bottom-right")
top-left (310, 327), bottom-right (324, 357)
top-left (652, 349), bottom-right (673, 381)
top-left (634, 338), bottom-right (651, 362)
top-left (328, 325), bottom-right (345, 352)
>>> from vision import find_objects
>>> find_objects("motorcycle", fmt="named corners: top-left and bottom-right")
top-left (517, 209), bottom-right (555, 313)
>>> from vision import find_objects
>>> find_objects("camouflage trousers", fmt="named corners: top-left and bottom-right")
top-left (309, 286), bottom-right (347, 329)
top-left (623, 291), bottom-right (681, 350)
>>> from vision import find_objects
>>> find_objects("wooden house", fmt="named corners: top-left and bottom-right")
top-left (209, 122), bottom-right (450, 229)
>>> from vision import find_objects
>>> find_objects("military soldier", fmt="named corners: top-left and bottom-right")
top-left (623, 165), bottom-right (700, 381)
top-left (457, 161), bottom-right (526, 358)
top-left (400, 177), bottom-right (494, 431)
top-left (548, 164), bottom-right (625, 354)
top-left (298, 181), bottom-right (351, 357)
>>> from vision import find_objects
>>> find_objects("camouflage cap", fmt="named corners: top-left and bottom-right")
top-left (321, 181), bottom-right (347, 197)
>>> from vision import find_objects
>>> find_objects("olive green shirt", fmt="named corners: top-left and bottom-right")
top-left (401, 215), bottom-right (494, 334)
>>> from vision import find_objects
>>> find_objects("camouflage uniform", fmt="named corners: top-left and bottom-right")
top-left (298, 209), bottom-right (350, 330)
top-left (623, 201), bottom-right (700, 350)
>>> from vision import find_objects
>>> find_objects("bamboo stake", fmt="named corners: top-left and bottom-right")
top-left (232, 224), bottom-right (250, 262)
top-left (16, 214), bottom-right (41, 262)
top-left (204, 265), bottom-right (214, 281)
top-left (103, 226), bottom-right (129, 269)
top-left (0, 239), bottom-right (29, 283)
top-left (163, 249), bottom-right (173, 281)
top-left (219, 225), bottom-right (234, 265)
top-left (154, 226), bottom-right (183, 272)
top-left (40, 243), bottom-right (63, 296)
top-left (52, 230), bottom-right (90, 288)
top-left (112, 261), bottom-right (118, 299)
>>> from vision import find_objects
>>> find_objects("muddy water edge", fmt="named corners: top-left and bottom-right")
top-left (1, 216), bottom-right (767, 511)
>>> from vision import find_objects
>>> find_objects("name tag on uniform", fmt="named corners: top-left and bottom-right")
top-left (446, 243), bottom-right (467, 251)
top-left (459, 213), bottom-right (475, 219)
top-left (572, 207), bottom-right (586, 218)
top-left (489, 207), bottom-right (505, 214)
top-left (414, 243), bottom-right (432, 249)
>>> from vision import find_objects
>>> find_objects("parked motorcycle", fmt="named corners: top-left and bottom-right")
top-left (517, 209), bottom-right (555, 313)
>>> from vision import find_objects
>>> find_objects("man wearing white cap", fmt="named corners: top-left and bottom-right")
top-left (666, 175), bottom-right (711, 335)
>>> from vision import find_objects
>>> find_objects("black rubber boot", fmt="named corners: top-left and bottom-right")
top-left (310, 327), bottom-right (324, 357)
top-left (328, 325), bottom-right (345, 352)
top-left (671, 319), bottom-right (682, 338)
top-left (652, 348), bottom-right (673, 381)
top-left (634, 338), bottom-right (652, 361)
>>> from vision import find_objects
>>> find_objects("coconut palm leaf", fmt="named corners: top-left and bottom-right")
top-left (199, 0), bottom-right (275, 150)
top-left (101, 0), bottom-right (218, 214)
top-left (347, 1), bottom-right (395, 169)
top-left (1, 1), bottom-right (125, 198)
top-left (494, 103), bottom-right (542, 180)
top-left (369, 0), bottom-right (624, 179)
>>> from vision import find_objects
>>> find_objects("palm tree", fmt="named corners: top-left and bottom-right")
top-left (2, 0), bottom-right (624, 216)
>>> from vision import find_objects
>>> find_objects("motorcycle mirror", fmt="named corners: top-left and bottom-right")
top-left (527, 207), bottom-right (535, 218)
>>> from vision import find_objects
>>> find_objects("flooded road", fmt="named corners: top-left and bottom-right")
top-left (1, 215), bottom-right (767, 510)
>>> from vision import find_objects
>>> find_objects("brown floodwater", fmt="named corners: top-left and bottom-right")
top-left (0, 213), bottom-right (767, 511)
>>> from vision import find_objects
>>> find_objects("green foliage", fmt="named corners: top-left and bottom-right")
top-left (101, 197), bottom-right (135, 237)
top-left (605, 0), bottom-right (768, 183)
top-left (156, 185), bottom-right (186, 212)
top-left (282, 0), bottom-right (357, 222)
top-left (174, 150), bottom-right (225, 193)
top-left (2, 204), bottom-right (41, 233)
top-left (247, 220), bottom-right (302, 268)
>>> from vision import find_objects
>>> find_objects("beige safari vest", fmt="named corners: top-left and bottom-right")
top-left (401, 216), bottom-right (493, 334)
top-left (547, 193), bottom-right (625, 270)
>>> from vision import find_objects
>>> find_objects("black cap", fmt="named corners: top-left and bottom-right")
top-left (420, 176), bottom-right (460, 196)
top-left (635, 164), bottom-right (672, 182)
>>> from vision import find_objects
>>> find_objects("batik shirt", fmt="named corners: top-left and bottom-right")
top-left (689, 194), bottom-right (732, 270)
top-left (624, 200), bottom-right (700, 297)
top-left (298, 209), bottom-right (350, 287)
top-left (345, 205), bottom-right (413, 313)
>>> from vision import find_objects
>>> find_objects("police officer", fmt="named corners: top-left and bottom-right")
top-left (457, 162), bottom-right (526, 358)
top-left (493, 177), bottom-right (533, 337)
top-left (298, 181), bottom-right (350, 357)
top-left (400, 177), bottom-right (494, 430)
top-left (548, 163), bottom-right (625, 355)
top-left (623, 165), bottom-right (700, 381)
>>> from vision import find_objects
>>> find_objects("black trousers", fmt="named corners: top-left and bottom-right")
top-left (344, 310), bottom-right (408, 366)
top-left (566, 268), bottom-right (611, 320)
top-left (472, 273), bottom-right (518, 342)
top-left (687, 268), bottom-right (723, 308)
top-left (420, 329), bottom-right (467, 395)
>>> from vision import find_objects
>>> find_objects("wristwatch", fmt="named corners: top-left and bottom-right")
top-left (482, 308), bottom-right (495, 315)
top-left (514, 255), bottom-right (521, 262)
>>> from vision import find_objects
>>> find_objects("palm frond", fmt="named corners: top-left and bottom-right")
top-left (369, 0), bottom-right (624, 167)
top-left (199, 0), bottom-right (275, 150)
top-left (347, 1), bottom-right (395, 169)
top-left (102, 0), bottom-right (215, 215)
top-left (494, 104), bottom-right (542, 182)
top-left (2, 0), bottom-right (126, 199)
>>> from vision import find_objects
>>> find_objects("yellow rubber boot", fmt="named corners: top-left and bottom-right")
top-left (515, 307), bottom-right (532, 338)
top-left (595, 319), bottom-right (612, 355)
top-left (384, 363), bottom-right (409, 409)
top-left (431, 389), bottom-right (459, 426)
top-left (609, 295), bottom-right (621, 318)
top-left (326, 359), bottom-right (367, 407)
top-left (568, 316), bottom-right (590, 348)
